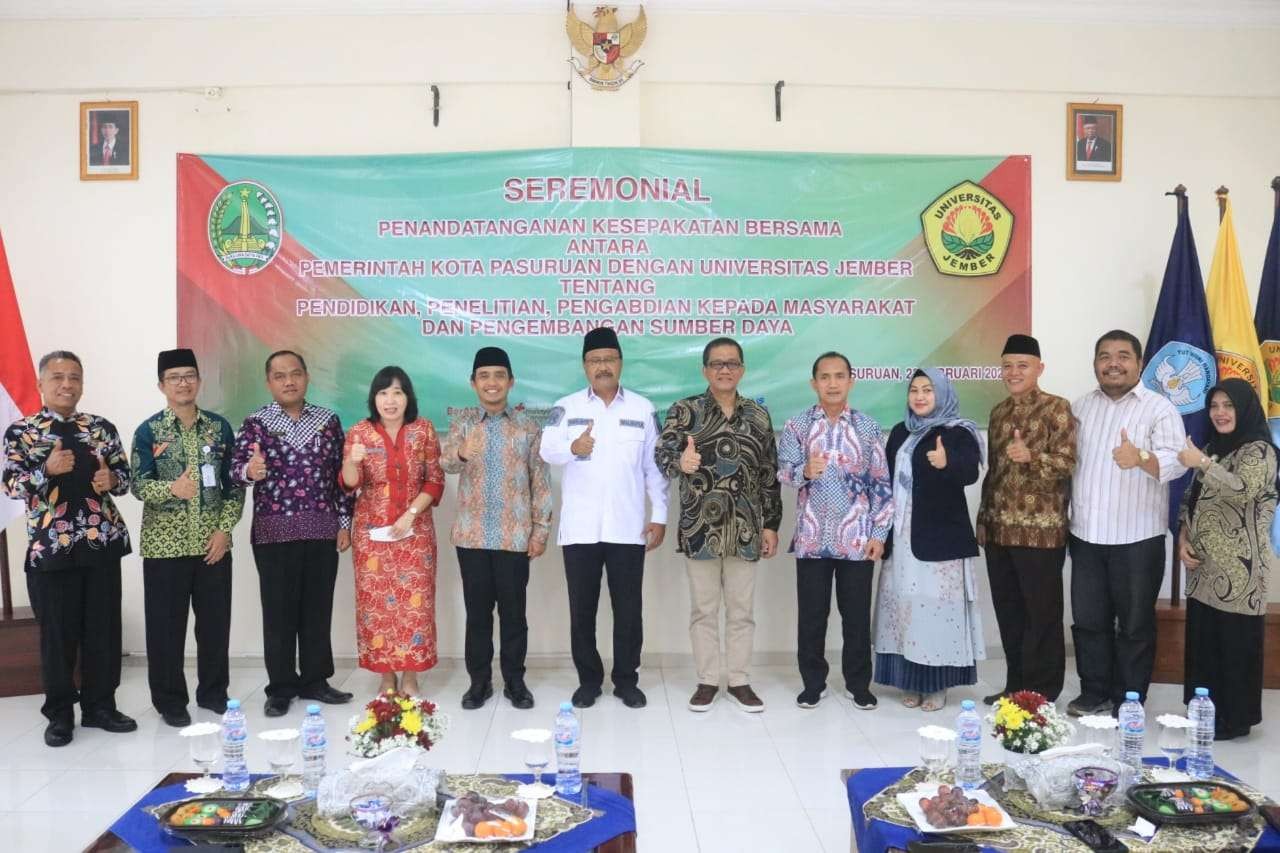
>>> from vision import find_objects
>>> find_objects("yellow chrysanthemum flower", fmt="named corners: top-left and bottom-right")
top-left (401, 710), bottom-right (423, 735)
top-left (355, 715), bottom-right (376, 734)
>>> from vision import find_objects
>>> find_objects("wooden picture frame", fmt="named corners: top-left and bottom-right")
top-left (1066, 102), bottom-right (1122, 182)
top-left (80, 100), bottom-right (138, 181)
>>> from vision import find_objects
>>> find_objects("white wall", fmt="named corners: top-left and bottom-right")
top-left (3, 10), bottom-right (1280, 666)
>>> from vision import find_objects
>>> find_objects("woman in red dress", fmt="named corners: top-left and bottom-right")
top-left (341, 367), bottom-right (445, 696)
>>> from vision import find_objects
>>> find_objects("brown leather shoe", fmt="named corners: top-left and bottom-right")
top-left (687, 683), bottom-right (718, 712)
top-left (726, 684), bottom-right (765, 712)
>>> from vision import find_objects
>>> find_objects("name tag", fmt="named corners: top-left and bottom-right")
top-left (566, 418), bottom-right (592, 427)
top-left (619, 419), bottom-right (645, 430)
top-left (201, 464), bottom-right (217, 488)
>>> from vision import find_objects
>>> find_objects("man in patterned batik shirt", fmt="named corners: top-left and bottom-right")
top-left (777, 351), bottom-right (892, 712)
top-left (130, 348), bottom-right (244, 728)
top-left (441, 346), bottom-right (553, 711)
top-left (231, 350), bottom-right (354, 717)
top-left (3, 351), bottom-right (137, 747)
top-left (655, 337), bottom-right (782, 713)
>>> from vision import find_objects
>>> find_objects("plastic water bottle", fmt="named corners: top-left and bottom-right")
top-left (300, 704), bottom-right (327, 796)
top-left (554, 701), bottom-right (582, 798)
top-left (1186, 687), bottom-right (1216, 780)
top-left (221, 699), bottom-right (250, 792)
top-left (955, 699), bottom-right (983, 789)
top-left (1117, 691), bottom-right (1145, 774)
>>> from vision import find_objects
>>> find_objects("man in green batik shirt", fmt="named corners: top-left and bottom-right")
top-left (130, 348), bottom-right (244, 727)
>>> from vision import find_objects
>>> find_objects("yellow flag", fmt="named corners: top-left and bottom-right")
top-left (1205, 199), bottom-right (1266, 400)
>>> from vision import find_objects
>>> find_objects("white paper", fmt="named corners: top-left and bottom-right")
top-left (369, 525), bottom-right (412, 542)
top-left (201, 463), bottom-right (217, 487)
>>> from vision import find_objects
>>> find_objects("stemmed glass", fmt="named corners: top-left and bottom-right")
top-left (349, 791), bottom-right (394, 851)
top-left (919, 732), bottom-right (951, 783)
top-left (1159, 720), bottom-right (1187, 772)
top-left (260, 729), bottom-right (303, 799)
top-left (513, 728), bottom-right (554, 799)
top-left (181, 722), bottom-right (222, 794)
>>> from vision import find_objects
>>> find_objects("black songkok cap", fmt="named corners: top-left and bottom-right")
top-left (157, 348), bottom-right (198, 379)
top-left (583, 326), bottom-right (621, 357)
top-left (472, 346), bottom-right (512, 373)
top-left (1001, 334), bottom-right (1041, 358)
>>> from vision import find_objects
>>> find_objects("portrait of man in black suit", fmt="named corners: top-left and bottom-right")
top-left (88, 110), bottom-right (131, 167)
top-left (1074, 114), bottom-right (1113, 164)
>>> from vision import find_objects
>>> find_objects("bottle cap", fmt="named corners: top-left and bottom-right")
top-left (961, 699), bottom-right (975, 710)
top-left (226, 699), bottom-right (241, 709)
top-left (1194, 687), bottom-right (1209, 697)
top-left (307, 704), bottom-right (321, 714)
top-left (1125, 691), bottom-right (1139, 701)
top-left (559, 701), bottom-right (573, 711)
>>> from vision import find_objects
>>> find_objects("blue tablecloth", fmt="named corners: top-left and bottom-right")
top-left (847, 760), bottom-right (1280, 852)
top-left (107, 773), bottom-right (635, 852)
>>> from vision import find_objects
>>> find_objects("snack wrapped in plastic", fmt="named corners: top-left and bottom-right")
top-left (316, 747), bottom-right (442, 816)
top-left (1003, 745), bottom-right (1127, 809)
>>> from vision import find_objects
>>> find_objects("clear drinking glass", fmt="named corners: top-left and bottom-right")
top-left (1159, 721), bottom-right (1186, 771)
top-left (350, 791), bottom-right (393, 850)
top-left (188, 728), bottom-right (221, 793)
top-left (260, 729), bottom-right (302, 798)
top-left (513, 728), bottom-right (554, 799)
top-left (920, 733), bottom-right (951, 782)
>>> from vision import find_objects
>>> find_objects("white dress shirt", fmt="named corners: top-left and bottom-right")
top-left (1070, 383), bottom-right (1187, 545)
top-left (540, 385), bottom-right (669, 546)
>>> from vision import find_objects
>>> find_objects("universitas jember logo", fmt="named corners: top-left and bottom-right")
top-left (920, 180), bottom-right (1013, 277)
top-left (208, 180), bottom-right (282, 275)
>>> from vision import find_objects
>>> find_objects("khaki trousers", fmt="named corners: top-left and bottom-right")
top-left (685, 556), bottom-right (757, 687)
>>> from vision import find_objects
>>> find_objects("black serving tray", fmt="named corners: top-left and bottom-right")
top-left (1126, 782), bottom-right (1256, 825)
top-left (158, 796), bottom-right (290, 842)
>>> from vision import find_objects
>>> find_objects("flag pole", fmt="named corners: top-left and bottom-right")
top-left (1216, 185), bottom-right (1230, 222)
top-left (1, 530), bottom-right (11, 620)
top-left (1272, 176), bottom-right (1280, 209)
top-left (1164, 183), bottom-right (1188, 608)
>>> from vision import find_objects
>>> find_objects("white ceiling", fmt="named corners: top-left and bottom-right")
top-left (1, 0), bottom-right (1278, 26)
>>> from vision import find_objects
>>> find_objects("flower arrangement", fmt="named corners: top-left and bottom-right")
top-left (348, 690), bottom-right (450, 758)
top-left (989, 690), bottom-right (1073, 754)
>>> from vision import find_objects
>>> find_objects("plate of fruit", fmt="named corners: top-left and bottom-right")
top-left (434, 790), bottom-right (537, 842)
top-left (159, 797), bottom-right (289, 840)
top-left (1126, 782), bottom-right (1255, 824)
top-left (896, 783), bottom-right (1015, 833)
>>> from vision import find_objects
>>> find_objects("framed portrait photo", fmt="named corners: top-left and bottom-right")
top-left (1066, 102), bottom-right (1122, 182)
top-left (80, 100), bottom-right (138, 181)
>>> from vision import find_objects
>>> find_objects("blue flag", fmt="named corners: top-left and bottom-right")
top-left (1141, 195), bottom-right (1215, 532)
top-left (1253, 193), bottom-right (1280, 553)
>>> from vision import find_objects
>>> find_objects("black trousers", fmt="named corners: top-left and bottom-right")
top-left (1183, 597), bottom-right (1264, 736)
top-left (985, 543), bottom-right (1067, 701)
top-left (1068, 534), bottom-right (1165, 705)
top-left (457, 547), bottom-right (530, 686)
top-left (795, 558), bottom-right (873, 693)
top-left (253, 539), bottom-right (339, 699)
top-left (143, 555), bottom-right (232, 714)
top-left (562, 542), bottom-right (645, 690)
top-left (27, 560), bottom-right (122, 722)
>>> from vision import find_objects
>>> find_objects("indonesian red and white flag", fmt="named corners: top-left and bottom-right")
top-left (0, 229), bottom-right (40, 531)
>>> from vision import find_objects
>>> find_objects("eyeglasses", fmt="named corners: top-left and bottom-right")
top-left (706, 360), bottom-right (743, 372)
top-left (585, 356), bottom-right (620, 367)
top-left (163, 372), bottom-right (200, 386)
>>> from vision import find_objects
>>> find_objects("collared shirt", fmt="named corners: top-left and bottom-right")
top-left (440, 404), bottom-right (553, 552)
top-left (540, 386), bottom-right (669, 547)
top-left (776, 404), bottom-right (892, 560)
top-left (3, 408), bottom-right (133, 572)
top-left (130, 407), bottom-right (245, 559)
top-left (230, 401), bottom-right (353, 545)
top-left (1070, 384), bottom-right (1186, 545)
top-left (654, 390), bottom-right (782, 561)
top-left (977, 388), bottom-right (1078, 548)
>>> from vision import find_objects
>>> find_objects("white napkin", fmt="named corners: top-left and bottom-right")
top-left (370, 525), bottom-right (412, 542)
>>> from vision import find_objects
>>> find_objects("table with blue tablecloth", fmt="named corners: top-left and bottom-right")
top-left (846, 760), bottom-right (1280, 852)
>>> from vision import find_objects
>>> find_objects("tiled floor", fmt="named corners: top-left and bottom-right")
top-left (1, 657), bottom-right (1277, 852)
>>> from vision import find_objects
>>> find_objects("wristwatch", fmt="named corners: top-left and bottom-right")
top-left (1138, 449), bottom-right (1151, 462)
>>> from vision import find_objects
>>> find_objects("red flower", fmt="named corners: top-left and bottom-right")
top-left (1008, 690), bottom-right (1048, 713)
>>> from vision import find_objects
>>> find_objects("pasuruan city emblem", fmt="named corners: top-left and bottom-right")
top-left (920, 181), bottom-right (1014, 277)
top-left (208, 180), bottom-right (282, 275)
top-left (1141, 341), bottom-right (1216, 415)
top-left (567, 5), bottom-right (647, 91)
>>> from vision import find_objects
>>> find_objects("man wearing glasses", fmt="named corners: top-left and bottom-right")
top-left (130, 349), bottom-right (244, 727)
top-left (655, 338), bottom-right (782, 712)
top-left (539, 327), bottom-right (668, 709)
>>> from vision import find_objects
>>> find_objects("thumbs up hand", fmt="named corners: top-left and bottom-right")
top-left (1113, 427), bottom-right (1141, 470)
top-left (570, 421), bottom-right (595, 457)
top-left (348, 442), bottom-right (368, 465)
top-left (679, 435), bottom-right (702, 474)
top-left (44, 437), bottom-right (75, 476)
top-left (91, 449), bottom-right (115, 494)
top-left (804, 450), bottom-right (828, 480)
top-left (1177, 435), bottom-right (1207, 470)
top-left (170, 464), bottom-right (198, 500)
top-left (1006, 428), bottom-right (1032, 464)
top-left (247, 441), bottom-right (268, 481)
top-left (926, 434), bottom-right (948, 469)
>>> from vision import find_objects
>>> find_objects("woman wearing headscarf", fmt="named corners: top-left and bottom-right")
top-left (1177, 378), bottom-right (1276, 740)
top-left (873, 368), bottom-right (986, 711)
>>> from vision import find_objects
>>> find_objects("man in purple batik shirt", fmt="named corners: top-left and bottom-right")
top-left (231, 350), bottom-right (355, 716)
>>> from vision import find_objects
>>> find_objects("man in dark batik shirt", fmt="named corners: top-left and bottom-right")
top-left (3, 351), bottom-right (137, 747)
top-left (231, 350), bottom-right (354, 716)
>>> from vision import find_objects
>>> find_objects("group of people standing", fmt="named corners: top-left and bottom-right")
top-left (4, 325), bottom-right (1271, 749)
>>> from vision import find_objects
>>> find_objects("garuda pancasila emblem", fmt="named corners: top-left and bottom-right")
top-left (566, 5), bottom-right (647, 91)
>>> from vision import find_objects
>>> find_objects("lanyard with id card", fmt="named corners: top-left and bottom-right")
top-left (200, 445), bottom-right (218, 488)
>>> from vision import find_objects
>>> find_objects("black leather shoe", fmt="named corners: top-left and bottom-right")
top-left (571, 685), bottom-right (602, 709)
top-left (504, 681), bottom-right (535, 710)
top-left (461, 683), bottom-right (493, 710)
top-left (299, 684), bottom-right (354, 704)
top-left (613, 685), bottom-right (647, 708)
top-left (44, 718), bottom-right (73, 747)
top-left (162, 709), bottom-right (192, 728)
top-left (81, 709), bottom-right (138, 733)
top-left (197, 700), bottom-right (227, 715)
top-left (264, 696), bottom-right (291, 717)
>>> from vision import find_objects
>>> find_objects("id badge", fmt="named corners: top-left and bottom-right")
top-left (201, 463), bottom-right (217, 488)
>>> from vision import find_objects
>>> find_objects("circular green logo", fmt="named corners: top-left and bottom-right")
top-left (208, 180), bottom-right (282, 275)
